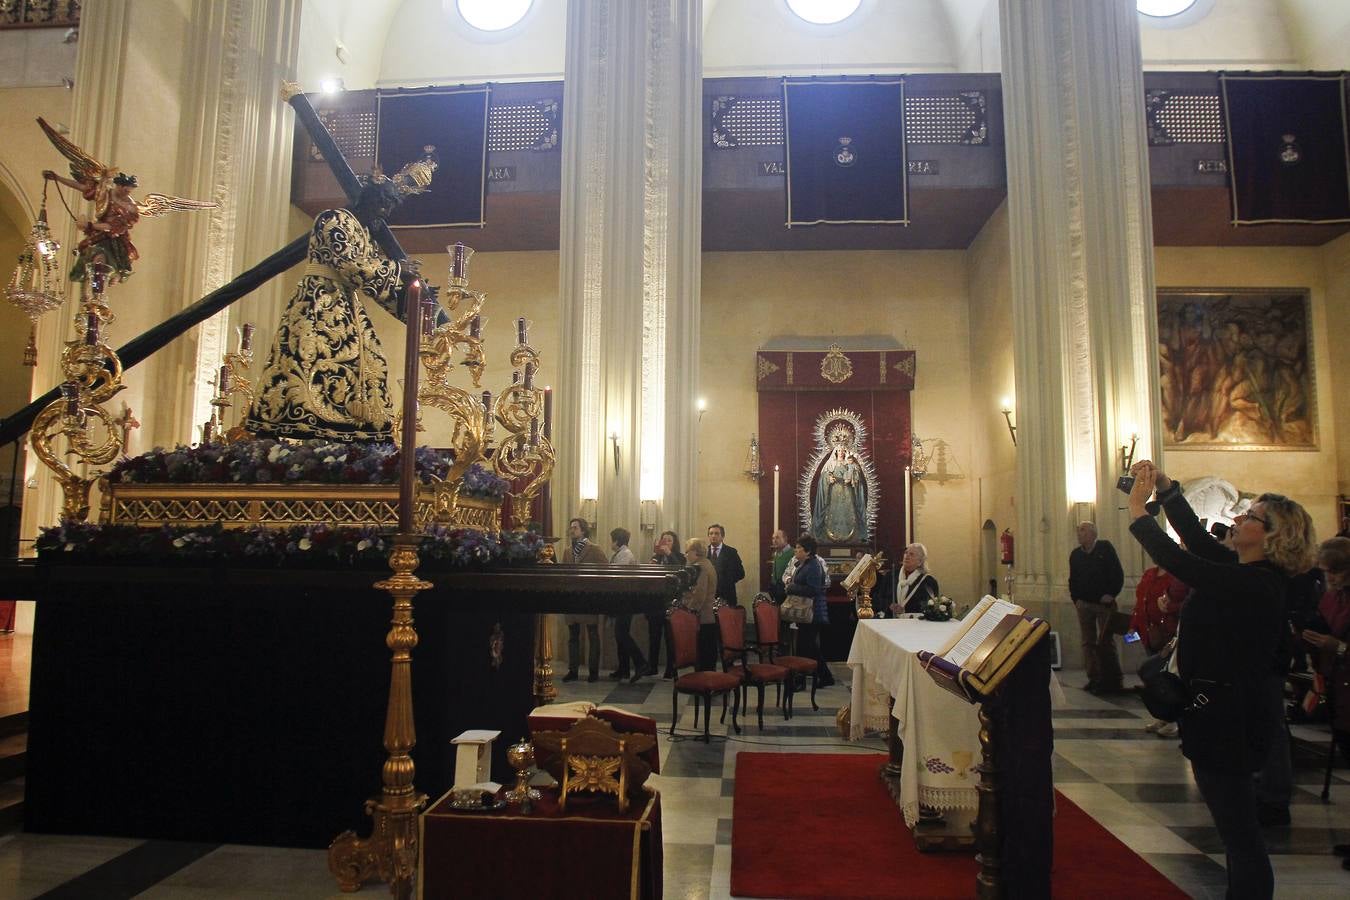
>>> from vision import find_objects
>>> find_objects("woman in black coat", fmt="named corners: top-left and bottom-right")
top-left (1127, 461), bottom-right (1315, 900)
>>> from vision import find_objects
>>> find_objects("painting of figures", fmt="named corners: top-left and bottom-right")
top-left (1157, 289), bottom-right (1316, 449)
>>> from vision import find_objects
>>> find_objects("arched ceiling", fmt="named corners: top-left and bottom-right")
top-left (294, 0), bottom-right (1345, 91)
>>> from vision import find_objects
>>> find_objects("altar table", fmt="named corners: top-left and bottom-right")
top-left (846, 618), bottom-right (982, 827)
top-left (419, 788), bottom-right (662, 900)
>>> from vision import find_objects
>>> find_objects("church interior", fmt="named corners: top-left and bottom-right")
top-left (2, 0), bottom-right (1350, 897)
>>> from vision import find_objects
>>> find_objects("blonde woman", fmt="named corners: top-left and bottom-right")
top-left (1127, 461), bottom-right (1315, 900)
top-left (681, 538), bottom-right (718, 671)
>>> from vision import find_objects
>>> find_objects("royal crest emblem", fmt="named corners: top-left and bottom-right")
top-left (1279, 133), bottom-right (1301, 166)
top-left (757, 355), bottom-right (780, 381)
top-left (821, 344), bottom-right (853, 384)
top-left (834, 136), bottom-right (856, 168)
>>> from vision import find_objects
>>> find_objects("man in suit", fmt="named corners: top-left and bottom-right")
top-left (563, 517), bottom-right (609, 682)
top-left (707, 523), bottom-right (746, 606)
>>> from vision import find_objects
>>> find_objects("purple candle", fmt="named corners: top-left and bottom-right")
top-left (530, 417), bottom-right (539, 447)
top-left (61, 381), bottom-right (79, 417)
top-left (420, 294), bottom-right (437, 335)
top-left (470, 314), bottom-right (481, 339)
top-left (524, 362), bottom-right (535, 389)
top-left (452, 242), bottom-right (467, 279)
top-left (240, 322), bottom-right (255, 352)
top-left (219, 364), bottom-right (231, 394)
top-left (516, 317), bottom-right (527, 346)
top-left (84, 311), bottom-right (99, 346)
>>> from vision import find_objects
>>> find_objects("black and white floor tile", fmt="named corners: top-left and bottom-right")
top-left (2, 670), bottom-right (1348, 898)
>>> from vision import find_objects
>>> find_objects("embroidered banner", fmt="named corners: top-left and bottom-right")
top-left (377, 85), bottom-right (491, 228)
top-left (783, 78), bottom-right (909, 226)
top-left (756, 348), bottom-right (916, 391)
top-left (1221, 74), bottom-right (1350, 224)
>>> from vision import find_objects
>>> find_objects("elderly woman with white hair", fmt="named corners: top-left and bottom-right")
top-left (891, 543), bottom-right (941, 615)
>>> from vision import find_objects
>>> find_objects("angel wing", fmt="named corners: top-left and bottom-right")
top-left (37, 116), bottom-right (111, 185)
top-left (134, 193), bottom-right (219, 218)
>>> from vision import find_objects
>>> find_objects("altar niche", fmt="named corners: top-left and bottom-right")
top-left (756, 344), bottom-right (914, 655)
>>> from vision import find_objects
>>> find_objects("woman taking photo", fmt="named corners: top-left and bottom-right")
top-left (1126, 461), bottom-right (1315, 899)
top-left (784, 534), bottom-right (834, 687)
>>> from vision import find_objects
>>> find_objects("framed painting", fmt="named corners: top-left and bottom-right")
top-left (1157, 288), bottom-right (1317, 450)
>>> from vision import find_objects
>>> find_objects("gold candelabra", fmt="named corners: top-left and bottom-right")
top-left (408, 244), bottom-right (554, 528)
top-left (29, 262), bottom-right (126, 521)
top-left (201, 322), bottom-right (257, 445)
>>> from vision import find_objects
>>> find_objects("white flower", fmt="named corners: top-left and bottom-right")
top-left (267, 444), bottom-right (290, 463)
top-left (173, 538), bottom-right (186, 548)
top-left (298, 537), bottom-right (312, 550)
top-left (357, 539), bottom-right (372, 551)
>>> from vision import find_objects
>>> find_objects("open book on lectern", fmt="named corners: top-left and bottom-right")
top-left (916, 595), bottom-right (1049, 703)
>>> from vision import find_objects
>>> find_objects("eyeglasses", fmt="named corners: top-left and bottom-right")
top-left (1235, 512), bottom-right (1269, 528)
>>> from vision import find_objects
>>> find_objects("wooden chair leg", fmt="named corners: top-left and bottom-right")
top-left (782, 679), bottom-right (792, 720)
top-left (810, 673), bottom-right (819, 711)
top-left (756, 683), bottom-right (766, 731)
top-left (731, 687), bottom-right (742, 734)
top-left (671, 686), bottom-right (678, 736)
top-left (703, 692), bottom-right (713, 743)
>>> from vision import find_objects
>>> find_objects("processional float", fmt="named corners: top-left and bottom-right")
top-left (4, 86), bottom-right (558, 900)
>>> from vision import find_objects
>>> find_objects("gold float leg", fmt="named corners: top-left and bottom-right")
top-left (974, 703), bottom-right (1001, 898)
top-left (533, 613), bottom-right (557, 706)
top-left (329, 535), bottom-right (431, 898)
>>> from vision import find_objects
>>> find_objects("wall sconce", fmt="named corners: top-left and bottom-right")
top-left (743, 434), bottom-right (763, 481)
top-left (640, 499), bottom-right (658, 532)
top-left (608, 430), bottom-right (620, 475)
top-left (999, 397), bottom-right (1017, 447)
top-left (579, 498), bottom-right (597, 529)
top-left (696, 397), bottom-right (707, 423)
top-left (1119, 425), bottom-right (1138, 473)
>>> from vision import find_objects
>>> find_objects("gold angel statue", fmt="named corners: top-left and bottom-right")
top-left (37, 117), bottom-right (217, 282)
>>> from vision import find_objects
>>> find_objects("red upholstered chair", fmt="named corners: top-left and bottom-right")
top-left (717, 601), bottom-right (790, 730)
top-left (668, 605), bottom-right (741, 742)
top-left (753, 592), bottom-right (820, 715)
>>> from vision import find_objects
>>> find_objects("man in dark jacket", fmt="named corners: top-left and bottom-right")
top-left (707, 524), bottom-right (746, 606)
top-left (1070, 521), bottom-right (1125, 693)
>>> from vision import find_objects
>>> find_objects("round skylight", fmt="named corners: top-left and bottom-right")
top-left (786, 0), bottom-right (862, 27)
top-left (1137, 0), bottom-right (1198, 16)
top-left (457, 0), bottom-right (532, 33)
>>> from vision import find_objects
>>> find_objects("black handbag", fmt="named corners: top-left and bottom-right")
top-left (1137, 652), bottom-right (1188, 722)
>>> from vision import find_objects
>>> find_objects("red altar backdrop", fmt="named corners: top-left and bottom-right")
top-left (756, 347), bottom-right (914, 591)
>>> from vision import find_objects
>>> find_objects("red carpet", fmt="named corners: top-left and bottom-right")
top-left (730, 752), bottom-right (1187, 899)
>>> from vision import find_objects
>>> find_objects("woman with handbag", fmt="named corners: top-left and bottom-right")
top-left (1131, 565), bottom-right (1187, 736)
top-left (1126, 461), bottom-right (1315, 900)
top-left (784, 534), bottom-right (834, 687)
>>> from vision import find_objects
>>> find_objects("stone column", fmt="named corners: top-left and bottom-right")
top-left (555, 1), bottom-right (703, 540)
top-left (999, 0), bottom-right (1161, 652)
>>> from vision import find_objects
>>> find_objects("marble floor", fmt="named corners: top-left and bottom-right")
top-left (1, 647), bottom-right (1348, 898)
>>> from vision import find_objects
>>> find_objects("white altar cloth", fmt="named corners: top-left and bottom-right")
top-left (846, 618), bottom-right (982, 827)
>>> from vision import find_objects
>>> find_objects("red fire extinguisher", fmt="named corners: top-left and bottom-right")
top-left (999, 528), bottom-right (1015, 566)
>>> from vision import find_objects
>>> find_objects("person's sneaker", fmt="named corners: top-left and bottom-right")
top-left (1145, 719), bottom-right (1163, 733)
top-left (1156, 721), bottom-right (1179, 738)
top-left (1256, 803), bottom-right (1290, 827)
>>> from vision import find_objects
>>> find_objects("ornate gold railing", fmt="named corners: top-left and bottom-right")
top-left (101, 482), bottom-right (501, 532)
top-left (0, 0), bottom-right (80, 28)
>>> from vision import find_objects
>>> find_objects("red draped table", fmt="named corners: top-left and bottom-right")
top-left (419, 788), bottom-right (662, 900)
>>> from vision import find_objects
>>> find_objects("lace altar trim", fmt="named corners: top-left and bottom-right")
top-left (903, 786), bottom-right (980, 828)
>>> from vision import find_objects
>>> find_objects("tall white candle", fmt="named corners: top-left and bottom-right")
top-left (904, 465), bottom-right (912, 541)
top-left (773, 464), bottom-right (780, 533)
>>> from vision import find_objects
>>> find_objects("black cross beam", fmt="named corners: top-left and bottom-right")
top-left (1, 91), bottom-right (415, 447)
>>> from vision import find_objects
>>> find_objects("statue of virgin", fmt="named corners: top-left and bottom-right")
top-left (812, 444), bottom-right (869, 543)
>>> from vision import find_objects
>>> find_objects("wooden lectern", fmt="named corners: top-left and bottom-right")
top-left (916, 597), bottom-right (1052, 900)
